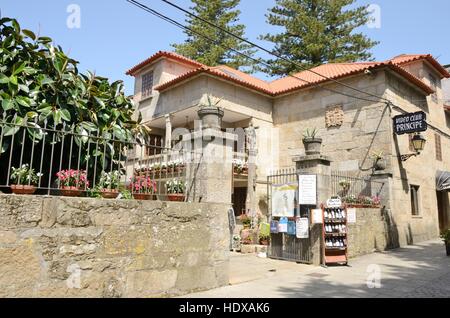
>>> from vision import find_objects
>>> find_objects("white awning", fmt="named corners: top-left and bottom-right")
top-left (437, 171), bottom-right (450, 191)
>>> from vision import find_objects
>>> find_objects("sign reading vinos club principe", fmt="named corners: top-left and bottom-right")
top-left (393, 111), bottom-right (427, 135)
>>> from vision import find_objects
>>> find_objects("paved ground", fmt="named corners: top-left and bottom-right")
top-left (186, 240), bottom-right (450, 298)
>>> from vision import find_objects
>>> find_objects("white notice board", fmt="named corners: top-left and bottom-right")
top-left (298, 175), bottom-right (317, 205)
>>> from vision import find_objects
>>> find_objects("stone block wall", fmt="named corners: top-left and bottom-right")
top-left (0, 195), bottom-right (230, 298)
top-left (347, 208), bottom-right (389, 258)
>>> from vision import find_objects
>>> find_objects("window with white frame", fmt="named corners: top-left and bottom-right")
top-left (141, 71), bottom-right (154, 98)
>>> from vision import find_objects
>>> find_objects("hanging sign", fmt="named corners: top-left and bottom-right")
top-left (271, 183), bottom-right (297, 217)
top-left (393, 111), bottom-right (427, 135)
top-left (270, 221), bottom-right (279, 234)
top-left (287, 221), bottom-right (296, 236)
top-left (298, 175), bottom-right (317, 205)
top-left (326, 196), bottom-right (342, 208)
top-left (278, 217), bottom-right (288, 233)
top-left (296, 218), bottom-right (309, 239)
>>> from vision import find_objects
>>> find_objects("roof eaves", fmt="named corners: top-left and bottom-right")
top-left (126, 51), bottom-right (204, 76)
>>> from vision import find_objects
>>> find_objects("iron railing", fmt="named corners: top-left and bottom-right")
top-left (331, 171), bottom-right (385, 204)
top-left (0, 117), bottom-right (196, 200)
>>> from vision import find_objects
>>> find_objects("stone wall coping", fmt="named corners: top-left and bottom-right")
top-left (182, 128), bottom-right (238, 142)
top-left (292, 154), bottom-right (332, 163)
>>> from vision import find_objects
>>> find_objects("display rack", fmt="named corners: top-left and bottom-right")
top-left (321, 204), bottom-right (348, 266)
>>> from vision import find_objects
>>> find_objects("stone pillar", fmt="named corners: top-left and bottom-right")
top-left (293, 153), bottom-right (332, 266)
top-left (293, 154), bottom-right (332, 206)
top-left (165, 114), bottom-right (173, 149)
top-left (184, 128), bottom-right (235, 204)
top-left (245, 124), bottom-right (258, 225)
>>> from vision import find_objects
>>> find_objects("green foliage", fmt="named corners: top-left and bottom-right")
top-left (166, 179), bottom-right (186, 194)
top-left (0, 17), bottom-right (151, 185)
top-left (303, 128), bottom-right (318, 139)
top-left (441, 229), bottom-right (450, 243)
top-left (10, 164), bottom-right (42, 185)
top-left (259, 0), bottom-right (379, 76)
top-left (172, 0), bottom-right (256, 72)
top-left (98, 170), bottom-right (122, 190)
top-left (259, 222), bottom-right (270, 241)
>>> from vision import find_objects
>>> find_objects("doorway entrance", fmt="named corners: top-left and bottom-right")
top-left (437, 191), bottom-right (448, 233)
top-left (233, 187), bottom-right (247, 217)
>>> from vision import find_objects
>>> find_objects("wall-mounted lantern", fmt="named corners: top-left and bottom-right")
top-left (400, 133), bottom-right (427, 161)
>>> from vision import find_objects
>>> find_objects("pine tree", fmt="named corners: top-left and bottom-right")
top-left (172, 0), bottom-right (255, 72)
top-left (260, 0), bottom-right (379, 76)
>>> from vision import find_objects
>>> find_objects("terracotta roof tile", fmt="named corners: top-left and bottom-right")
top-left (126, 51), bottom-right (204, 76)
top-left (132, 51), bottom-right (447, 97)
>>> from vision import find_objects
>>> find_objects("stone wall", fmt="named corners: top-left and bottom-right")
top-left (347, 208), bottom-right (389, 258)
top-left (0, 195), bottom-right (230, 298)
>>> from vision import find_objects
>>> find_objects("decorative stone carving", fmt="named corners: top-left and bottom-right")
top-left (325, 105), bottom-right (344, 128)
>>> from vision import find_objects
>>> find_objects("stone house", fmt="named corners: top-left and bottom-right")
top-left (126, 51), bottom-right (450, 247)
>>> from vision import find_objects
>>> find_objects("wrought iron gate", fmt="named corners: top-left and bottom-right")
top-left (267, 168), bottom-right (313, 264)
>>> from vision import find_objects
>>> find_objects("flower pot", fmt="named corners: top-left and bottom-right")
top-left (60, 186), bottom-right (83, 197)
top-left (168, 194), bottom-right (185, 202)
top-left (133, 193), bottom-right (156, 201)
top-left (100, 189), bottom-right (119, 199)
top-left (374, 158), bottom-right (387, 171)
top-left (260, 240), bottom-right (270, 246)
top-left (11, 185), bottom-right (37, 195)
top-left (446, 242), bottom-right (450, 256)
top-left (197, 106), bottom-right (224, 129)
top-left (303, 137), bottom-right (323, 155)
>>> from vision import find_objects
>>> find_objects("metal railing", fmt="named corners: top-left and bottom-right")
top-left (331, 171), bottom-right (385, 204)
top-left (0, 117), bottom-right (195, 201)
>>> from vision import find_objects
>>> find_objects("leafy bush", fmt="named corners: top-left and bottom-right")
top-left (441, 229), bottom-right (450, 243)
top-left (0, 17), bottom-right (150, 186)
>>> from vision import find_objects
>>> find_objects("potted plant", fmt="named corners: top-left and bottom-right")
top-left (303, 128), bottom-right (322, 155)
top-left (339, 179), bottom-right (351, 192)
top-left (371, 151), bottom-right (387, 171)
top-left (130, 176), bottom-right (157, 200)
top-left (197, 95), bottom-right (224, 129)
top-left (239, 213), bottom-right (252, 229)
top-left (440, 229), bottom-right (450, 256)
top-left (259, 233), bottom-right (271, 246)
top-left (10, 164), bottom-right (42, 195)
top-left (233, 158), bottom-right (248, 175)
top-left (56, 169), bottom-right (89, 197)
top-left (166, 179), bottom-right (186, 202)
top-left (98, 170), bottom-right (122, 199)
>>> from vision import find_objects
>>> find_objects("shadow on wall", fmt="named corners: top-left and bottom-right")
top-left (382, 207), bottom-right (401, 249)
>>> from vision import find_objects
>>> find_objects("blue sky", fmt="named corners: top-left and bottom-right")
top-left (1, 0), bottom-right (449, 95)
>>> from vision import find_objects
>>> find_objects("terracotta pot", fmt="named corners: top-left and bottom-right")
top-left (168, 194), bottom-right (185, 202)
top-left (133, 193), bottom-right (156, 201)
top-left (11, 185), bottom-right (37, 195)
top-left (100, 189), bottom-right (119, 199)
top-left (60, 186), bottom-right (83, 197)
top-left (374, 158), bottom-right (387, 171)
top-left (260, 240), bottom-right (270, 246)
top-left (303, 137), bottom-right (323, 155)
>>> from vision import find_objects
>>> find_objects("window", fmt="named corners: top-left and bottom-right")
top-left (435, 133), bottom-right (442, 161)
top-left (410, 185), bottom-right (420, 216)
top-left (145, 134), bottom-right (163, 156)
top-left (141, 71), bottom-right (154, 98)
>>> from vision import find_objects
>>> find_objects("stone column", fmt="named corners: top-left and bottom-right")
top-left (292, 153), bottom-right (332, 266)
top-left (184, 128), bottom-right (235, 205)
top-left (165, 114), bottom-right (173, 149)
top-left (245, 124), bottom-right (258, 225)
